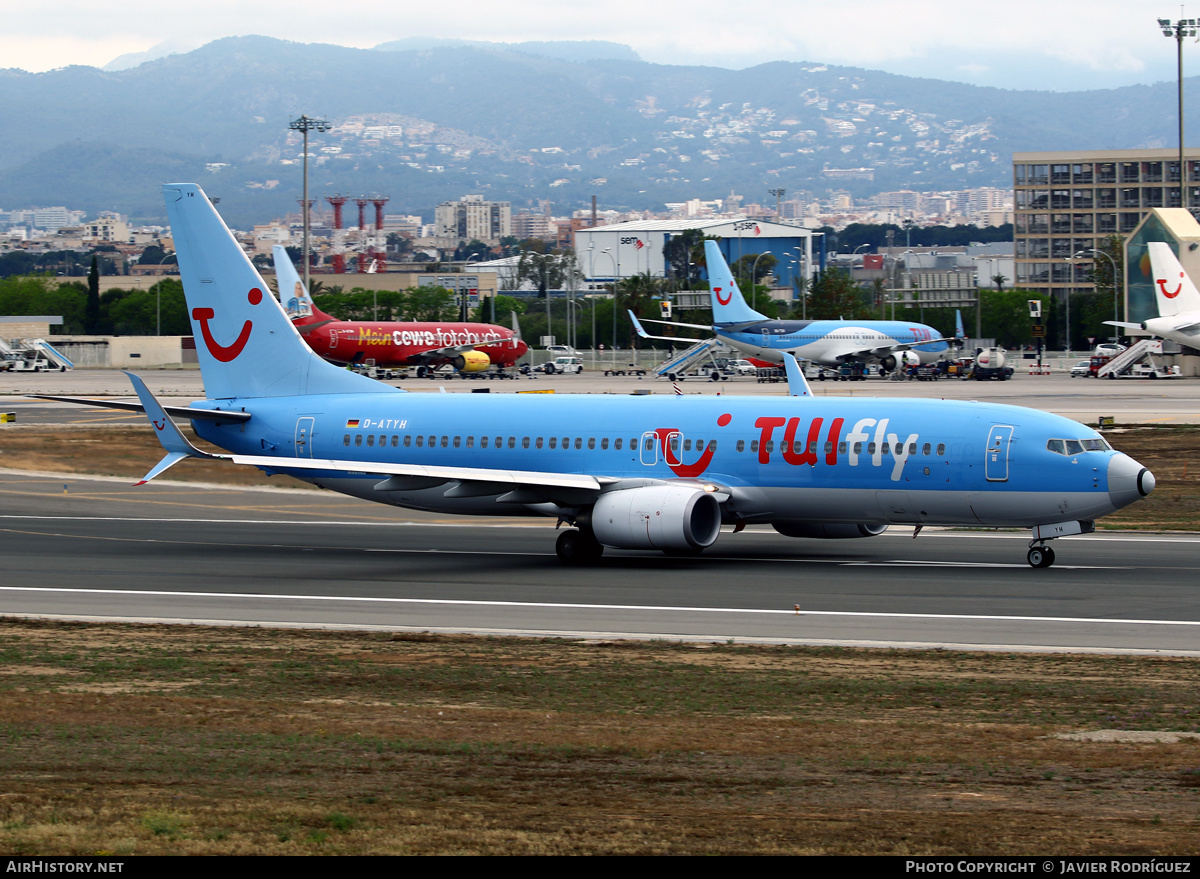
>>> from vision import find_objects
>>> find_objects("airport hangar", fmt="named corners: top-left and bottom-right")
top-left (574, 219), bottom-right (821, 294)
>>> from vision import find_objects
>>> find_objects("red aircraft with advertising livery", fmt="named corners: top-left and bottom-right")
top-left (274, 246), bottom-right (527, 376)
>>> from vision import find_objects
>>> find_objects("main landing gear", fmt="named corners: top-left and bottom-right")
top-left (555, 529), bottom-right (604, 565)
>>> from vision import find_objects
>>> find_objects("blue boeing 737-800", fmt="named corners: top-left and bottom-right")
top-left (43, 185), bottom-right (1153, 568)
top-left (636, 241), bottom-right (955, 372)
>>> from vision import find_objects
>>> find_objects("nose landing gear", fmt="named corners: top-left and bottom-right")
top-left (1027, 544), bottom-right (1056, 568)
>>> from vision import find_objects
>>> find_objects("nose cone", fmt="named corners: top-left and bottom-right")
top-left (1108, 452), bottom-right (1155, 511)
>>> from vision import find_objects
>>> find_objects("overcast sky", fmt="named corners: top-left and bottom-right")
top-left (1, 0), bottom-right (1192, 92)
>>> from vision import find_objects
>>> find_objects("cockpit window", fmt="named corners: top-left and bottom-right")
top-left (1047, 437), bottom-right (1110, 455)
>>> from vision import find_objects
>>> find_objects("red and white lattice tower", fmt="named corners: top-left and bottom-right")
top-left (325, 195), bottom-right (348, 274)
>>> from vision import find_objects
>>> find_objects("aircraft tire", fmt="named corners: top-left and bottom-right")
top-left (1027, 546), bottom-right (1055, 568)
top-left (555, 529), bottom-right (603, 565)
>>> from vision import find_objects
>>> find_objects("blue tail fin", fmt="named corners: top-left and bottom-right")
top-left (272, 245), bottom-right (314, 319)
top-left (164, 184), bottom-right (387, 400)
top-left (955, 309), bottom-right (965, 341)
top-left (705, 240), bottom-right (766, 325)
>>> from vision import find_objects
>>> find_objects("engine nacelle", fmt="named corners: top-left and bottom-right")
top-left (900, 349), bottom-right (921, 367)
top-left (452, 350), bottom-right (492, 372)
top-left (772, 521), bottom-right (888, 539)
top-left (589, 485), bottom-right (722, 551)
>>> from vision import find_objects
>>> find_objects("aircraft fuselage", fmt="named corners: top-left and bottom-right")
top-left (714, 318), bottom-right (950, 367)
top-left (192, 392), bottom-right (1141, 529)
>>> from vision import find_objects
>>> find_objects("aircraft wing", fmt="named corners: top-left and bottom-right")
top-left (28, 393), bottom-right (252, 424)
top-left (628, 310), bottom-right (706, 343)
top-left (114, 373), bottom-right (730, 506)
top-left (404, 343), bottom-right (488, 366)
top-left (633, 315), bottom-right (713, 331)
top-left (842, 336), bottom-right (957, 361)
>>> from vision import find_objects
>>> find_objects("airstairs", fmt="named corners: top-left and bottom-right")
top-left (1096, 339), bottom-right (1176, 379)
top-left (652, 338), bottom-right (723, 380)
top-left (1, 337), bottom-right (73, 372)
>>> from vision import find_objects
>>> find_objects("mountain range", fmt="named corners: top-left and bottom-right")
top-left (0, 36), bottom-right (1195, 228)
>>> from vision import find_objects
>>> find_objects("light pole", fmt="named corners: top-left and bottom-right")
top-left (749, 251), bottom-right (773, 311)
top-left (969, 256), bottom-right (998, 342)
top-left (768, 188), bottom-right (786, 219)
top-left (1061, 257), bottom-right (1075, 355)
top-left (289, 115), bottom-right (330, 294)
top-left (597, 248), bottom-right (617, 361)
top-left (1076, 248), bottom-right (1122, 343)
top-left (1160, 17), bottom-right (1197, 209)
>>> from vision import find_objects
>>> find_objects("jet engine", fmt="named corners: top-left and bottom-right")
top-left (452, 350), bottom-right (492, 372)
top-left (587, 485), bottom-right (722, 552)
top-left (880, 350), bottom-right (920, 371)
top-left (771, 521), bottom-right (888, 539)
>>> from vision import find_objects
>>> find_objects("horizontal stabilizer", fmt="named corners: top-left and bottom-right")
top-left (29, 393), bottom-right (251, 423)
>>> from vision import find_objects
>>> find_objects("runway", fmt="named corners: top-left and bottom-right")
top-left (1, 472), bottom-right (1196, 655)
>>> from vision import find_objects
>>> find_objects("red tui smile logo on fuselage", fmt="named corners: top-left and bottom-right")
top-left (193, 288), bottom-right (262, 362)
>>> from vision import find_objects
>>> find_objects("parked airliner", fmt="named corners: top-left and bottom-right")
top-left (46, 185), bottom-right (1153, 568)
top-left (637, 241), bottom-right (955, 373)
top-left (1106, 241), bottom-right (1200, 349)
top-left (274, 246), bottom-right (528, 375)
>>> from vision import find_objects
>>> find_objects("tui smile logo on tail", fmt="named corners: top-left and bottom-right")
top-left (713, 285), bottom-right (733, 306)
top-left (1158, 272), bottom-right (1184, 299)
top-left (193, 288), bottom-right (262, 362)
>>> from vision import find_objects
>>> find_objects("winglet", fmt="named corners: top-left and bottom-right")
top-left (123, 371), bottom-right (219, 484)
top-left (628, 309), bottom-right (651, 339)
top-left (782, 353), bottom-right (811, 397)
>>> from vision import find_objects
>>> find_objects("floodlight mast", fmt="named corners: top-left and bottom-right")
top-left (289, 114), bottom-right (331, 292)
top-left (1160, 17), bottom-right (1197, 209)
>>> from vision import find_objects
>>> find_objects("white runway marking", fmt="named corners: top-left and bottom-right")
top-left (0, 585), bottom-right (1196, 628)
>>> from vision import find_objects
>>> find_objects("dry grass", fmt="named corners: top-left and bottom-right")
top-left (0, 621), bottom-right (1197, 855)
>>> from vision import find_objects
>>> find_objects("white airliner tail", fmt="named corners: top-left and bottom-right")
top-left (706, 240), bottom-right (767, 325)
top-left (1147, 241), bottom-right (1200, 318)
top-left (164, 184), bottom-right (385, 400)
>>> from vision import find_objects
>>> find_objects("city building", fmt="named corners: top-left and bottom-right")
top-left (434, 194), bottom-right (512, 245)
top-left (574, 218), bottom-right (820, 307)
top-left (1013, 148), bottom-right (1200, 300)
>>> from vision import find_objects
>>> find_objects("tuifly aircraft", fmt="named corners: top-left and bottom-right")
top-left (274, 245), bottom-right (528, 375)
top-left (43, 184), bottom-right (1154, 568)
top-left (635, 241), bottom-right (956, 373)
